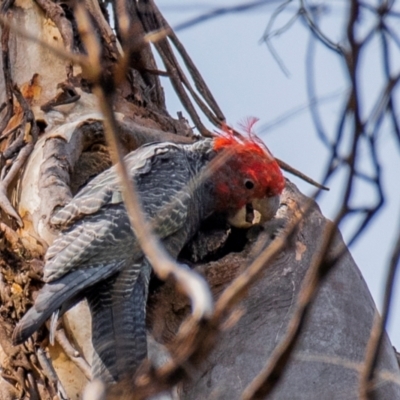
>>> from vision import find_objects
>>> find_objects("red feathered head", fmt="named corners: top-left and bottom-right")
top-left (212, 118), bottom-right (285, 212)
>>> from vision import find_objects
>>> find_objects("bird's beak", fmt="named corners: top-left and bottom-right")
top-left (228, 195), bottom-right (280, 228)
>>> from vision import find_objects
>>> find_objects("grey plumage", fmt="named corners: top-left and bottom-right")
top-left (13, 135), bottom-right (284, 383)
top-left (88, 261), bottom-right (150, 382)
top-left (13, 140), bottom-right (216, 382)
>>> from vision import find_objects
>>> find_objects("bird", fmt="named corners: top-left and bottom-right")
top-left (13, 121), bottom-right (285, 383)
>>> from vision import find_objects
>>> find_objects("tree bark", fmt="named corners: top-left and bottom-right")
top-left (148, 182), bottom-right (400, 399)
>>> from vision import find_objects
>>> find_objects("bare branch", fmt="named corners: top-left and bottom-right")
top-left (154, 4), bottom-right (225, 121)
top-left (359, 222), bottom-right (400, 399)
top-left (299, 0), bottom-right (344, 55)
top-left (276, 158), bottom-right (329, 191)
top-left (75, 0), bottom-right (213, 326)
top-left (172, 0), bottom-right (277, 33)
top-left (260, 0), bottom-right (294, 77)
top-left (55, 328), bottom-right (92, 381)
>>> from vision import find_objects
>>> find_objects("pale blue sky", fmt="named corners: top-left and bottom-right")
top-left (156, 1), bottom-right (400, 349)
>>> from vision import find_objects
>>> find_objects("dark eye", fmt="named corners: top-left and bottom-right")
top-left (244, 179), bottom-right (254, 190)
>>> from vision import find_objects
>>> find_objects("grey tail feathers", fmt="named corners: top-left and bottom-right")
top-left (12, 263), bottom-right (123, 345)
top-left (88, 267), bottom-right (149, 383)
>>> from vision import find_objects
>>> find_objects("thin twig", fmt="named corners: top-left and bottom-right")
top-left (154, 39), bottom-right (214, 136)
top-left (139, 1), bottom-right (219, 135)
top-left (299, 0), bottom-right (344, 55)
top-left (276, 157), bottom-right (329, 191)
top-left (260, 89), bottom-right (345, 134)
top-left (55, 328), bottom-right (92, 380)
top-left (305, 17), bottom-right (331, 148)
top-left (172, 0), bottom-right (277, 33)
top-left (241, 215), bottom-right (346, 399)
top-left (359, 223), bottom-right (400, 399)
top-left (154, 3), bottom-right (225, 121)
top-left (75, 0), bottom-right (213, 319)
top-left (260, 0), bottom-right (293, 77)
top-left (36, 348), bottom-right (67, 399)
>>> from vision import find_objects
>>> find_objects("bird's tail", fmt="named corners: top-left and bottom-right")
top-left (88, 261), bottom-right (151, 383)
top-left (12, 263), bottom-right (123, 345)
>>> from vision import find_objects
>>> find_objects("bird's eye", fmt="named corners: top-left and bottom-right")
top-left (244, 179), bottom-right (254, 190)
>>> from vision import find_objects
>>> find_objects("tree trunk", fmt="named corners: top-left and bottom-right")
top-left (0, 0), bottom-right (399, 399)
top-left (148, 182), bottom-right (400, 399)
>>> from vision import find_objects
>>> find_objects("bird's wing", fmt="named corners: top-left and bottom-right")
top-left (12, 260), bottom-right (125, 345)
top-left (14, 142), bottom-right (203, 346)
top-left (50, 142), bottom-right (174, 227)
top-left (44, 206), bottom-right (135, 281)
top-left (44, 143), bottom-right (193, 282)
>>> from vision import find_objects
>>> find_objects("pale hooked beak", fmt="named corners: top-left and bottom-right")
top-left (228, 195), bottom-right (280, 228)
